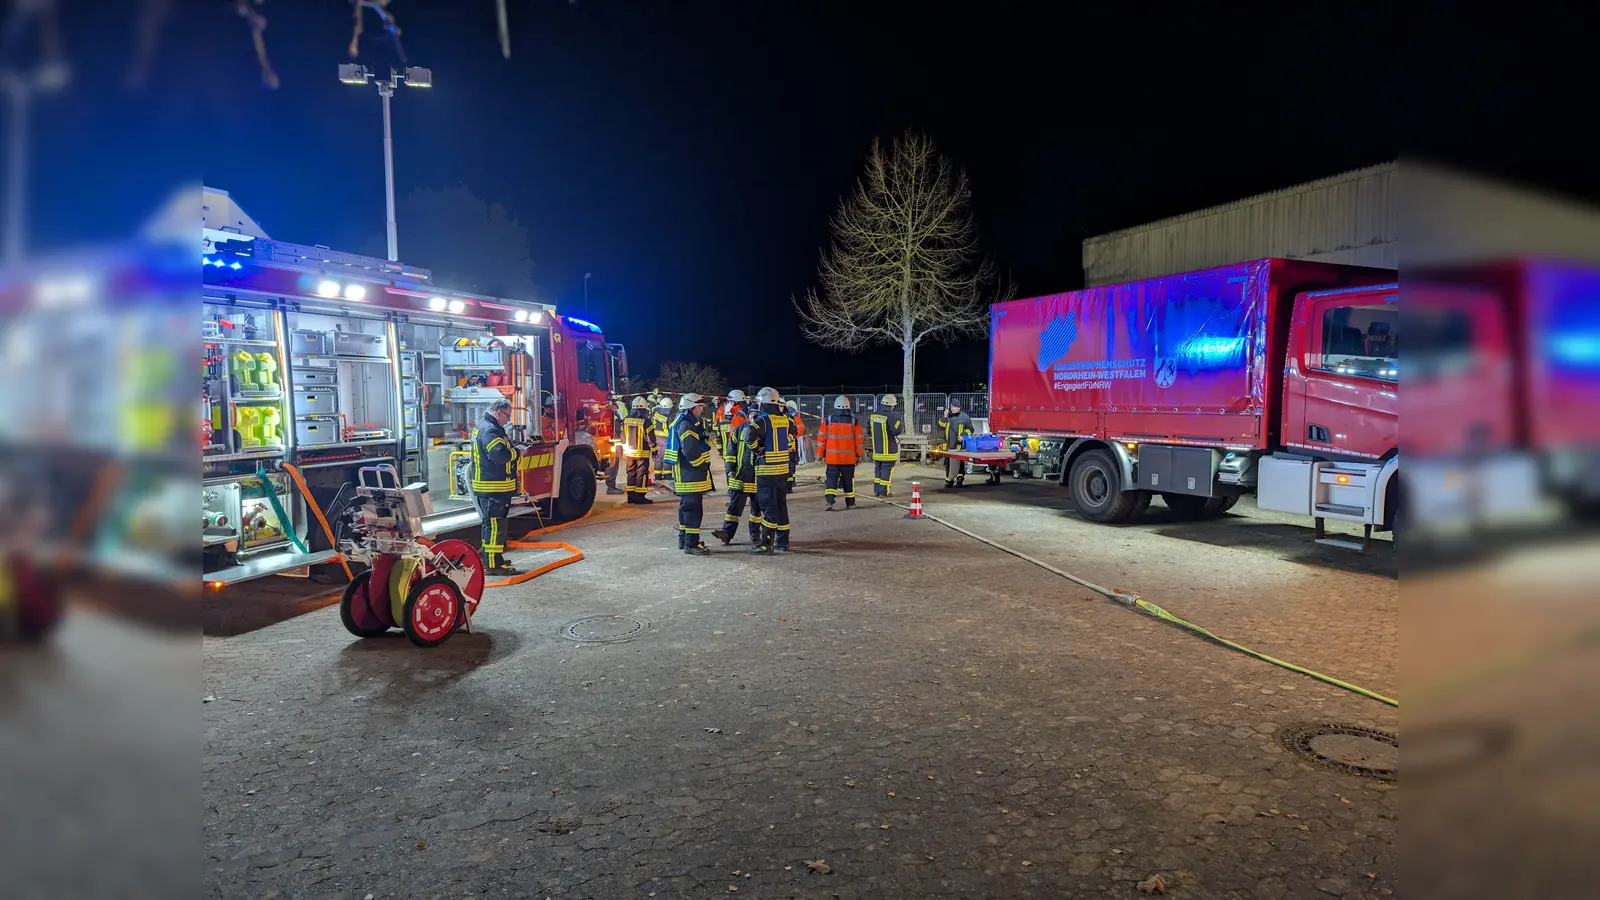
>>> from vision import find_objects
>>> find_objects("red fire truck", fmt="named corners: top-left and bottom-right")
top-left (984, 258), bottom-right (1398, 547)
top-left (201, 194), bottom-right (626, 587)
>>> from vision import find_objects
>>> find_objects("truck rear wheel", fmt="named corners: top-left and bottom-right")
top-left (553, 454), bottom-right (597, 520)
top-left (1069, 449), bottom-right (1145, 523)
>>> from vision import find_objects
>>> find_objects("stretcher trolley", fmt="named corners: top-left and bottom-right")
top-left (336, 466), bottom-right (487, 647)
top-left (938, 447), bottom-right (1025, 485)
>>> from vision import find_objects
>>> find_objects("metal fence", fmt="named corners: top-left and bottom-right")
top-left (790, 394), bottom-right (824, 464)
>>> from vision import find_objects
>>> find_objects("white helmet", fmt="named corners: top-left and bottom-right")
top-left (657, 396), bottom-right (672, 408)
top-left (727, 389), bottom-right (747, 402)
top-left (755, 387), bottom-right (780, 404)
top-left (833, 395), bottom-right (852, 410)
top-left (785, 399), bottom-right (798, 412)
top-left (678, 392), bottom-right (705, 411)
top-left (631, 396), bottom-right (648, 409)
top-left (881, 394), bottom-right (898, 408)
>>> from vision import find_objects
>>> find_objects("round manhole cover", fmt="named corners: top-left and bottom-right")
top-left (561, 615), bottom-right (647, 643)
top-left (1279, 723), bottom-right (1398, 781)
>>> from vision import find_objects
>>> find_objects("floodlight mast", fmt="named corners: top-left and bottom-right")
top-left (338, 64), bottom-right (433, 262)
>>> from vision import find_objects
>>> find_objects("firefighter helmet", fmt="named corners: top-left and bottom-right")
top-left (727, 389), bottom-right (747, 402)
top-left (785, 399), bottom-right (799, 412)
top-left (678, 393), bottom-right (705, 411)
top-left (630, 396), bottom-right (648, 409)
top-left (833, 395), bottom-right (852, 410)
top-left (657, 396), bottom-right (672, 408)
top-left (881, 394), bottom-right (898, 407)
top-left (755, 387), bottom-right (779, 404)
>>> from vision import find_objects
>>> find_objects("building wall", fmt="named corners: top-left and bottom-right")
top-left (1081, 162), bottom-right (1397, 287)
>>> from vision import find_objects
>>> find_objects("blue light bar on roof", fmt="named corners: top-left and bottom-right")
top-left (564, 316), bottom-right (602, 333)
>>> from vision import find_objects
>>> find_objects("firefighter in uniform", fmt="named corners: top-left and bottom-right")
top-left (604, 398), bottom-right (627, 495)
top-left (712, 409), bottom-right (762, 546)
top-left (747, 387), bottom-right (793, 553)
top-left (784, 399), bottom-right (806, 494)
top-left (938, 398), bottom-right (975, 488)
top-left (719, 389), bottom-right (749, 477)
top-left (870, 393), bottom-right (904, 497)
top-left (471, 398), bottom-right (520, 575)
top-left (621, 396), bottom-right (656, 504)
top-left (820, 395), bottom-right (866, 510)
top-left (650, 396), bottom-right (674, 488)
top-left (667, 393), bottom-right (715, 555)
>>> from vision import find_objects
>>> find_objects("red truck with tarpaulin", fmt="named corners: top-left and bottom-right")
top-left (986, 258), bottom-right (1398, 545)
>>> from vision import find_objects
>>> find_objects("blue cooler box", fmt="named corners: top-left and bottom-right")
top-left (962, 433), bottom-right (1003, 452)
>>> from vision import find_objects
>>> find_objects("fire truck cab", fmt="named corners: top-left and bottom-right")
top-left (201, 187), bottom-right (625, 587)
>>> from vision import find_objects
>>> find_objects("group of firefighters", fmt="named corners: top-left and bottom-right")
top-left (467, 386), bottom-right (976, 570)
top-left (610, 387), bottom-right (922, 555)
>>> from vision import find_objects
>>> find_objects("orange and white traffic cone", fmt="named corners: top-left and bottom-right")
top-left (905, 481), bottom-right (926, 519)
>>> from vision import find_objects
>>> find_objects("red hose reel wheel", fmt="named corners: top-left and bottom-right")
top-left (402, 574), bottom-right (463, 648)
top-left (425, 538), bottom-right (486, 623)
top-left (338, 569), bottom-right (390, 638)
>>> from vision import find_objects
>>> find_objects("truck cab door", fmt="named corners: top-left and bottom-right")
top-left (1284, 288), bottom-right (1399, 461)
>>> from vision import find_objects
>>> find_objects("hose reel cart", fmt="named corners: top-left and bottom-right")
top-left (336, 466), bottom-right (486, 647)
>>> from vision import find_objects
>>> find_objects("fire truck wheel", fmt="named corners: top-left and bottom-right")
top-left (553, 454), bottom-right (597, 520)
top-left (402, 574), bottom-right (462, 648)
top-left (1069, 449), bottom-right (1143, 523)
top-left (339, 570), bottom-right (390, 638)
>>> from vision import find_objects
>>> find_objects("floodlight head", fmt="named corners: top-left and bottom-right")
top-left (338, 63), bottom-right (370, 85)
top-left (402, 66), bottom-right (433, 88)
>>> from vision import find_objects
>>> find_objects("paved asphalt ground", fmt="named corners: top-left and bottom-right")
top-left (192, 461), bottom-right (1402, 899)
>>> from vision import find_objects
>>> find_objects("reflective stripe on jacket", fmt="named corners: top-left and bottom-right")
top-left (727, 422), bottom-right (758, 494)
top-left (750, 410), bottom-right (793, 477)
top-left (622, 415), bottom-right (653, 459)
top-left (820, 413), bottom-right (865, 465)
top-left (671, 413), bottom-right (714, 493)
top-left (471, 414), bottom-right (517, 493)
top-left (937, 411), bottom-right (973, 449)
top-left (870, 409), bottom-right (904, 461)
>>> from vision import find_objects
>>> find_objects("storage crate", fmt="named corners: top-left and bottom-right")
top-left (962, 433), bottom-right (1002, 452)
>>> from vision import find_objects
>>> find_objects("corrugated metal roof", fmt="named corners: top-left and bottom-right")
top-left (1083, 161), bottom-right (1396, 244)
top-left (1081, 162), bottom-right (1398, 286)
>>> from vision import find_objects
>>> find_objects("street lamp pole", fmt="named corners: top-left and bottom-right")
top-left (584, 272), bottom-right (592, 315)
top-left (340, 63), bottom-right (431, 264)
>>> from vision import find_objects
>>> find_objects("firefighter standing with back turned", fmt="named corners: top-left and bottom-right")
top-left (668, 393), bottom-right (715, 555)
top-left (869, 393), bottom-right (904, 497)
top-left (471, 398), bottom-right (520, 576)
top-left (747, 387), bottom-right (793, 553)
top-left (621, 396), bottom-right (656, 504)
top-left (820, 395), bottom-right (866, 510)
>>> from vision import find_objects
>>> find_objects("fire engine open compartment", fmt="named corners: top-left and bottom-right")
top-left (283, 307), bottom-right (400, 454)
top-left (397, 318), bottom-right (547, 522)
top-left (203, 299), bottom-right (289, 463)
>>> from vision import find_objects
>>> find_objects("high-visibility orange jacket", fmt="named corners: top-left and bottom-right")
top-left (819, 412), bottom-right (865, 465)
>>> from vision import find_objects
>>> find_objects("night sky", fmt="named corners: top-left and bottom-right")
top-left (22, 2), bottom-right (1598, 388)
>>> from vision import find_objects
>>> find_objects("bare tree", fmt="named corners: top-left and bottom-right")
top-left (654, 361), bottom-right (728, 398)
top-left (795, 130), bottom-right (1008, 415)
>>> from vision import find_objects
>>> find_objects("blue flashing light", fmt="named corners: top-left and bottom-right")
top-left (564, 316), bottom-right (602, 333)
top-left (1549, 333), bottom-right (1600, 367)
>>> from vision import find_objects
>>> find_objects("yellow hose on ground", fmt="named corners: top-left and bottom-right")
top-left (866, 494), bottom-right (1399, 708)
